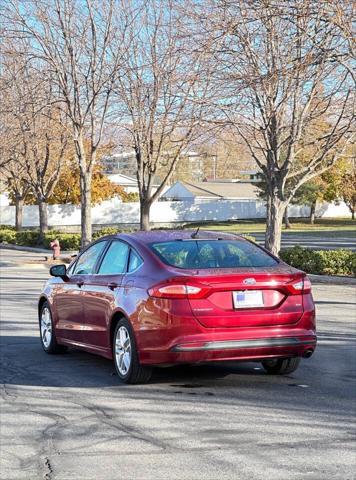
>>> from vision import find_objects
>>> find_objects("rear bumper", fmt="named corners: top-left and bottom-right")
top-left (140, 334), bottom-right (317, 365)
top-left (171, 336), bottom-right (315, 352)
top-left (137, 300), bottom-right (317, 365)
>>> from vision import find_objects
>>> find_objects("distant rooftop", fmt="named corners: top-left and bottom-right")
top-left (162, 180), bottom-right (260, 200)
top-left (203, 178), bottom-right (240, 183)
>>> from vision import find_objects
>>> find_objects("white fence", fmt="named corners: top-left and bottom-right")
top-left (0, 198), bottom-right (351, 228)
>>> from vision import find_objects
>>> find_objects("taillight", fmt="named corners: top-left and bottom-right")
top-left (148, 282), bottom-right (209, 299)
top-left (287, 276), bottom-right (312, 294)
top-left (303, 277), bottom-right (312, 293)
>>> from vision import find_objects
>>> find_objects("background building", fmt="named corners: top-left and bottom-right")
top-left (160, 180), bottom-right (259, 201)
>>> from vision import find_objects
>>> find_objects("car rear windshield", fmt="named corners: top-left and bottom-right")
top-left (150, 239), bottom-right (278, 269)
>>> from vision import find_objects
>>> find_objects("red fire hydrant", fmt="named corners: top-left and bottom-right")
top-left (50, 239), bottom-right (61, 260)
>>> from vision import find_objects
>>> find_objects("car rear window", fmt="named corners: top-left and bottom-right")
top-left (150, 240), bottom-right (278, 269)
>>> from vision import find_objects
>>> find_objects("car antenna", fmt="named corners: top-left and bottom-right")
top-left (191, 227), bottom-right (200, 239)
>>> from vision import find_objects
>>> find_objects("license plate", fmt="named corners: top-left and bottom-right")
top-left (233, 290), bottom-right (264, 308)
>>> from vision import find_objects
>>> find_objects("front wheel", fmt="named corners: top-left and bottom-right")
top-left (40, 302), bottom-right (67, 354)
top-left (262, 357), bottom-right (301, 375)
top-left (113, 319), bottom-right (152, 384)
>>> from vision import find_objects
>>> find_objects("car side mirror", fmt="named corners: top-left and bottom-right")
top-left (50, 264), bottom-right (68, 279)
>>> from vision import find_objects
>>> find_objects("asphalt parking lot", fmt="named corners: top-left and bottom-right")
top-left (252, 230), bottom-right (356, 250)
top-left (0, 249), bottom-right (355, 480)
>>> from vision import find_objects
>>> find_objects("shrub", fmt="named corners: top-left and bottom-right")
top-left (316, 249), bottom-right (356, 276)
top-left (93, 227), bottom-right (121, 240)
top-left (0, 229), bottom-right (17, 244)
top-left (280, 246), bottom-right (356, 277)
top-left (15, 230), bottom-right (41, 246)
top-left (0, 224), bottom-right (16, 231)
top-left (13, 230), bottom-right (81, 250)
top-left (43, 232), bottom-right (81, 251)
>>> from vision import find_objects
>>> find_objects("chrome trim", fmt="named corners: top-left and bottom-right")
top-left (172, 337), bottom-right (316, 352)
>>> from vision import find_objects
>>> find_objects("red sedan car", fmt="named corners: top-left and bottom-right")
top-left (38, 231), bottom-right (316, 383)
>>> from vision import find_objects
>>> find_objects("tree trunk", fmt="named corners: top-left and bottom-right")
top-left (351, 209), bottom-right (355, 220)
top-left (140, 200), bottom-right (151, 231)
top-left (310, 201), bottom-right (316, 225)
top-left (265, 196), bottom-right (285, 256)
top-left (38, 198), bottom-right (48, 244)
top-left (15, 197), bottom-right (24, 231)
top-left (284, 205), bottom-right (291, 229)
top-left (80, 172), bottom-right (92, 248)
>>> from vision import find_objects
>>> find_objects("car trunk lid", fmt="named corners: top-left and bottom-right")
top-left (183, 267), bottom-right (305, 328)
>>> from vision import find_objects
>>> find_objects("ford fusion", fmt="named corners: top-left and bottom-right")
top-left (38, 231), bottom-right (316, 383)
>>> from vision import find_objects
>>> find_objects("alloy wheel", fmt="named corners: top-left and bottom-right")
top-left (41, 307), bottom-right (52, 348)
top-left (115, 326), bottom-right (132, 376)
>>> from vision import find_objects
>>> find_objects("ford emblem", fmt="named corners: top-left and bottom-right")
top-left (243, 278), bottom-right (256, 285)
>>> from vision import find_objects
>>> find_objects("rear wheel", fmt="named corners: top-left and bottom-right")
top-left (262, 357), bottom-right (301, 375)
top-left (113, 318), bottom-right (152, 384)
top-left (40, 302), bottom-right (67, 354)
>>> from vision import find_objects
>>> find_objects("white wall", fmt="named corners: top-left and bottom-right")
top-left (0, 193), bottom-right (10, 207)
top-left (0, 198), bottom-right (350, 228)
top-left (315, 201), bottom-right (351, 218)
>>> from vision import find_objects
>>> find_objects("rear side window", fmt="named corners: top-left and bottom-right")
top-left (150, 240), bottom-right (278, 269)
top-left (98, 241), bottom-right (129, 275)
top-left (128, 249), bottom-right (143, 272)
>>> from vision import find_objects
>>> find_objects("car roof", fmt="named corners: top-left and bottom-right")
top-left (120, 230), bottom-right (245, 245)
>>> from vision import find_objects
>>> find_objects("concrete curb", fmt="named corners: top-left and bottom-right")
top-left (0, 244), bottom-right (77, 255)
top-left (309, 274), bottom-right (356, 286)
top-left (0, 261), bottom-right (51, 269)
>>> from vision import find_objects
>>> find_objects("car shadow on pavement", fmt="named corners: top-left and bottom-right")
top-left (1, 333), bottom-right (355, 415)
top-left (1, 334), bottom-right (266, 388)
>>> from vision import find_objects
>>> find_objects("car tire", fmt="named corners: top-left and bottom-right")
top-left (113, 318), bottom-right (152, 384)
top-left (39, 301), bottom-right (67, 354)
top-left (261, 357), bottom-right (301, 375)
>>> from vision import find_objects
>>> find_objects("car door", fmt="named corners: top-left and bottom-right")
top-left (81, 240), bottom-right (130, 352)
top-left (54, 241), bottom-right (107, 345)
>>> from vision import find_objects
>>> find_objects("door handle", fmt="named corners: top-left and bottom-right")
top-left (123, 280), bottom-right (134, 292)
top-left (108, 282), bottom-right (118, 290)
top-left (77, 280), bottom-right (84, 288)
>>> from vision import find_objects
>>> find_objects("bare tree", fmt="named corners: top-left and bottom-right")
top-left (0, 48), bottom-right (30, 230)
top-left (1, 160), bottom-right (30, 231)
top-left (18, 74), bottom-right (69, 240)
top-left (6, 0), bottom-right (127, 246)
top-left (199, 0), bottom-right (355, 254)
top-left (0, 43), bottom-right (69, 238)
top-left (115, 0), bottom-right (216, 230)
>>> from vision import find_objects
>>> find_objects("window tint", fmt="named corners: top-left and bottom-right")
top-left (150, 240), bottom-right (278, 269)
top-left (128, 249), bottom-right (143, 272)
top-left (73, 242), bottom-right (106, 275)
top-left (98, 241), bottom-right (129, 275)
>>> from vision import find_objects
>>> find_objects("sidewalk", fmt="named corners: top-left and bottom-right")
top-left (0, 245), bottom-right (75, 267)
top-left (0, 243), bottom-right (77, 255)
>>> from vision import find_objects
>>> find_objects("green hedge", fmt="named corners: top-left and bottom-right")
top-left (0, 225), bottom-right (16, 231)
top-left (0, 229), bottom-right (17, 244)
top-left (15, 230), bottom-right (41, 246)
top-left (0, 229), bottom-right (81, 250)
top-left (92, 227), bottom-right (121, 240)
top-left (43, 232), bottom-right (81, 250)
top-left (280, 246), bottom-right (356, 277)
top-left (0, 227), bottom-right (122, 250)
